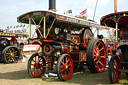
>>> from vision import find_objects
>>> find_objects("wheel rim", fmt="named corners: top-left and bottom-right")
top-left (60, 55), bottom-right (73, 80)
top-left (113, 57), bottom-right (121, 83)
top-left (5, 47), bottom-right (19, 63)
top-left (30, 54), bottom-right (46, 78)
top-left (93, 40), bottom-right (107, 72)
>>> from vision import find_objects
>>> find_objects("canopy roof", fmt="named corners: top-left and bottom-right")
top-left (17, 10), bottom-right (114, 30)
top-left (100, 11), bottom-right (128, 28)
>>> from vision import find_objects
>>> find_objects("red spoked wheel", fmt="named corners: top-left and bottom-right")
top-left (27, 53), bottom-right (46, 78)
top-left (87, 39), bottom-right (107, 73)
top-left (57, 54), bottom-right (74, 81)
top-left (108, 55), bottom-right (121, 83)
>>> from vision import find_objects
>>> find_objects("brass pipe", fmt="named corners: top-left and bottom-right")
top-left (116, 23), bottom-right (118, 43)
top-left (44, 17), bottom-right (46, 38)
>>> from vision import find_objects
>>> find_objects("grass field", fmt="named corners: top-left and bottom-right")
top-left (0, 54), bottom-right (128, 85)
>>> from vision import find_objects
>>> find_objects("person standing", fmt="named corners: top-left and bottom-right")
top-left (11, 37), bottom-right (17, 46)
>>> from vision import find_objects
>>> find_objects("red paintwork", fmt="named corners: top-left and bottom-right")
top-left (105, 43), bottom-right (117, 54)
top-left (113, 57), bottom-right (121, 83)
top-left (31, 55), bottom-right (46, 78)
top-left (43, 39), bottom-right (54, 42)
top-left (94, 40), bottom-right (107, 72)
top-left (60, 55), bottom-right (74, 81)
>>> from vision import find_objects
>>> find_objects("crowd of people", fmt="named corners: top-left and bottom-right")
top-left (9, 36), bottom-right (28, 46)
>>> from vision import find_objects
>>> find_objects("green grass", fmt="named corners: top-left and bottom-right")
top-left (0, 61), bottom-right (128, 85)
top-left (1, 53), bottom-right (127, 85)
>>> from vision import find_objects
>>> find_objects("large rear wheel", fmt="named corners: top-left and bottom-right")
top-left (87, 39), bottom-right (107, 73)
top-left (108, 55), bottom-right (121, 83)
top-left (57, 54), bottom-right (74, 81)
top-left (27, 53), bottom-right (46, 78)
top-left (82, 28), bottom-right (93, 47)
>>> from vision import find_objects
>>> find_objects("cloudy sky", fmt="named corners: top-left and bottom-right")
top-left (0, 0), bottom-right (128, 36)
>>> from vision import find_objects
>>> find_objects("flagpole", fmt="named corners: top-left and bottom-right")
top-left (93, 0), bottom-right (98, 20)
top-left (92, 0), bottom-right (99, 36)
top-left (114, 0), bottom-right (117, 13)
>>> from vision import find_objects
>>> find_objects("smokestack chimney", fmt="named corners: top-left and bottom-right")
top-left (49, 0), bottom-right (56, 12)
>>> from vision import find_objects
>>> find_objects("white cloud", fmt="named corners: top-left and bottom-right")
top-left (98, 0), bottom-right (111, 6)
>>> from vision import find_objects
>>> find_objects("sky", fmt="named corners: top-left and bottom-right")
top-left (0, 0), bottom-right (128, 37)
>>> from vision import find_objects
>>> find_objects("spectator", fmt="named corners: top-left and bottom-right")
top-left (10, 37), bottom-right (17, 46)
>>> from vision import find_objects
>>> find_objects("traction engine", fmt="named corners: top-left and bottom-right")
top-left (17, 0), bottom-right (109, 81)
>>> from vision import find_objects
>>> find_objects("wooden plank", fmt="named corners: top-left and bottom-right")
top-left (121, 62), bottom-right (128, 63)
top-left (118, 69), bottom-right (128, 72)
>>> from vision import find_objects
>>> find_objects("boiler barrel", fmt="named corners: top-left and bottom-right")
top-left (119, 27), bottom-right (128, 39)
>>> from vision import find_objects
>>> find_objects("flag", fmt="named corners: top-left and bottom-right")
top-left (5, 28), bottom-right (10, 30)
top-left (10, 26), bottom-right (12, 28)
top-left (0, 27), bottom-right (3, 30)
top-left (7, 26), bottom-right (9, 29)
top-left (16, 25), bottom-right (18, 28)
top-left (80, 9), bottom-right (87, 15)
top-left (65, 9), bottom-right (72, 15)
top-left (7, 28), bottom-right (10, 30)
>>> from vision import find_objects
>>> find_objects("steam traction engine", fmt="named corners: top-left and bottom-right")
top-left (0, 32), bottom-right (28, 64)
top-left (101, 11), bottom-right (128, 83)
top-left (17, 10), bottom-right (112, 81)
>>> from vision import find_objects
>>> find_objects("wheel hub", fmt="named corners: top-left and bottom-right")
top-left (97, 52), bottom-right (101, 57)
top-left (97, 53), bottom-right (99, 56)
top-left (45, 46), bottom-right (50, 52)
top-left (96, 51), bottom-right (101, 60)
top-left (65, 65), bottom-right (68, 70)
top-left (62, 65), bottom-right (68, 70)
top-left (10, 53), bottom-right (14, 57)
top-left (34, 63), bottom-right (40, 69)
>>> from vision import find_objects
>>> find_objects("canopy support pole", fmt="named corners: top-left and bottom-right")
top-left (116, 23), bottom-right (118, 43)
top-left (97, 28), bottom-right (99, 36)
top-left (29, 18), bottom-right (31, 38)
top-left (44, 17), bottom-right (46, 38)
top-left (45, 19), bottom-right (56, 38)
top-left (32, 17), bottom-right (44, 38)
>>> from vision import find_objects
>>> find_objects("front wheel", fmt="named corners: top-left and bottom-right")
top-left (108, 55), bottom-right (121, 83)
top-left (27, 53), bottom-right (46, 78)
top-left (57, 54), bottom-right (74, 81)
